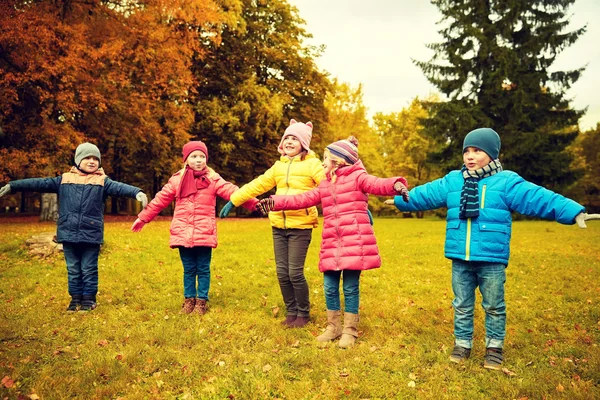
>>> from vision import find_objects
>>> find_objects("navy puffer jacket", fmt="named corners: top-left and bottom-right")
top-left (9, 167), bottom-right (141, 244)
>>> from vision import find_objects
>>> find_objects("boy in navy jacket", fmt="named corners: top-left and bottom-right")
top-left (0, 143), bottom-right (148, 311)
top-left (389, 128), bottom-right (599, 370)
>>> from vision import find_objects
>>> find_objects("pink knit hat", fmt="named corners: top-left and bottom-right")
top-left (277, 119), bottom-right (313, 155)
top-left (182, 141), bottom-right (208, 162)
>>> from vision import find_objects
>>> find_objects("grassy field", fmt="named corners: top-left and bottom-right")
top-left (0, 216), bottom-right (599, 399)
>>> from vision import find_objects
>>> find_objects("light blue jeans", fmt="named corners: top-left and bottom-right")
top-left (179, 247), bottom-right (212, 300)
top-left (451, 259), bottom-right (506, 349)
top-left (323, 270), bottom-right (361, 314)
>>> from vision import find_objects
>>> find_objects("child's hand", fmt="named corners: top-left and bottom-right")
top-left (384, 199), bottom-right (394, 206)
top-left (393, 181), bottom-right (410, 203)
top-left (131, 218), bottom-right (146, 232)
top-left (136, 192), bottom-right (148, 208)
top-left (219, 201), bottom-right (234, 218)
top-left (256, 198), bottom-right (275, 216)
top-left (575, 212), bottom-right (600, 228)
top-left (0, 184), bottom-right (10, 198)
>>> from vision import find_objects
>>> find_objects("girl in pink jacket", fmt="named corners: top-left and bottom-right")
top-left (257, 137), bottom-right (409, 347)
top-left (131, 141), bottom-right (257, 315)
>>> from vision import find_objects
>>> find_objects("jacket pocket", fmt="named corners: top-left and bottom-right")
top-left (445, 219), bottom-right (462, 251)
top-left (478, 223), bottom-right (509, 254)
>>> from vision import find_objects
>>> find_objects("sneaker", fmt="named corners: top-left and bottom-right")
top-left (281, 315), bottom-right (297, 327)
top-left (66, 295), bottom-right (82, 312)
top-left (79, 295), bottom-right (97, 312)
top-left (484, 347), bottom-right (503, 370)
top-left (290, 316), bottom-right (310, 328)
top-left (449, 345), bottom-right (471, 363)
top-left (194, 299), bottom-right (207, 315)
top-left (181, 298), bottom-right (196, 314)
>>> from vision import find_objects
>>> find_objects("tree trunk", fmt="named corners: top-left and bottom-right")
top-left (40, 193), bottom-right (59, 222)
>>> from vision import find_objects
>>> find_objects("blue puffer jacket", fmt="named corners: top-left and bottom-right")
top-left (393, 170), bottom-right (584, 264)
top-left (10, 167), bottom-right (141, 244)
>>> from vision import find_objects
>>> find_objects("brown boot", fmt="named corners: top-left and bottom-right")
top-left (194, 299), bottom-right (208, 315)
top-left (281, 315), bottom-right (297, 327)
top-left (181, 298), bottom-right (196, 314)
top-left (316, 310), bottom-right (342, 342)
top-left (338, 312), bottom-right (359, 348)
top-left (291, 316), bottom-right (310, 328)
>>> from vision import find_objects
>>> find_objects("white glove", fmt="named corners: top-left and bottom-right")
top-left (0, 184), bottom-right (10, 197)
top-left (384, 199), bottom-right (394, 206)
top-left (575, 212), bottom-right (600, 228)
top-left (136, 192), bottom-right (148, 208)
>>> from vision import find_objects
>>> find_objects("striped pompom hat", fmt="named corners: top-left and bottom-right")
top-left (326, 136), bottom-right (359, 164)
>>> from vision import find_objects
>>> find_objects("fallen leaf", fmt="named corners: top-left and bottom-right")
top-left (97, 339), bottom-right (108, 347)
top-left (340, 371), bottom-right (349, 378)
top-left (525, 361), bottom-right (534, 366)
top-left (408, 381), bottom-right (416, 388)
top-left (2, 375), bottom-right (14, 388)
top-left (271, 307), bottom-right (280, 317)
top-left (501, 367), bottom-right (516, 377)
top-left (115, 354), bottom-right (124, 361)
top-left (556, 383), bottom-right (564, 392)
top-left (262, 364), bottom-right (272, 372)
top-left (29, 395), bottom-right (40, 400)
top-left (291, 340), bottom-right (300, 348)
top-left (408, 373), bottom-right (417, 380)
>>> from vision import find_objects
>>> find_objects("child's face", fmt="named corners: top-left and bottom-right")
top-left (463, 147), bottom-right (492, 171)
top-left (322, 152), bottom-right (334, 177)
top-left (186, 150), bottom-right (207, 171)
top-left (79, 157), bottom-right (100, 173)
top-left (281, 135), bottom-right (302, 157)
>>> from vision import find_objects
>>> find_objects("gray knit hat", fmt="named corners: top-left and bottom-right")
top-left (463, 128), bottom-right (501, 159)
top-left (74, 143), bottom-right (101, 167)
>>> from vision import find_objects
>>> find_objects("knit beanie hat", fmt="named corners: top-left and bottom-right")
top-left (74, 143), bottom-right (101, 167)
top-left (326, 136), bottom-right (359, 165)
top-left (277, 119), bottom-right (313, 155)
top-left (463, 128), bottom-right (501, 159)
top-left (182, 141), bottom-right (208, 162)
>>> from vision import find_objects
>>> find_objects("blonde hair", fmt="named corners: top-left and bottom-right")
top-left (323, 148), bottom-right (349, 183)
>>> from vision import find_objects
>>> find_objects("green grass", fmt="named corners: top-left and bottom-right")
top-left (1, 217), bottom-right (599, 399)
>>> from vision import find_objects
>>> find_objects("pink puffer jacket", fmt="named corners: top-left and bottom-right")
top-left (138, 168), bottom-right (256, 248)
top-left (272, 161), bottom-right (404, 272)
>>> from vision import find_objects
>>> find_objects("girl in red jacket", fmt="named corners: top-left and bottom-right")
top-left (131, 141), bottom-right (257, 315)
top-left (257, 137), bottom-right (409, 347)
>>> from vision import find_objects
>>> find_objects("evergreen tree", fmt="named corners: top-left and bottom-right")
top-left (416, 0), bottom-right (585, 191)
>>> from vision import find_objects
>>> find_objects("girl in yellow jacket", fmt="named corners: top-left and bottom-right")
top-left (220, 119), bottom-right (324, 328)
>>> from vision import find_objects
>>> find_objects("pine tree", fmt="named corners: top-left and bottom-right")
top-left (416, 0), bottom-right (585, 191)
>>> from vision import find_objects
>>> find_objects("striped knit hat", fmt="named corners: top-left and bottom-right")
top-left (326, 136), bottom-right (359, 165)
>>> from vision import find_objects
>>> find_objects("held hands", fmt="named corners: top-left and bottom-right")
top-left (136, 192), bottom-right (148, 209)
top-left (219, 201), bottom-right (235, 218)
top-left (131, 218), bottom-right (146, 232)
top-left (393, 181), bottom-right (410, 203)
top-left (0, 184), bottom-right (10, 198)
top-left (256, 198), bottom-right (275, 216)
top-left (575, 212), bottom-right (600, 228)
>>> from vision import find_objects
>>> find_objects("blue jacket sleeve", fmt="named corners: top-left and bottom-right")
top-left (505, 172), bottom-right (584, 225)
top-left (9, 177), bottom-right (61, 193)
top-left (104, 178), bottom-right (142, 199)
top-left (393, 175), bottom-right (450, 212)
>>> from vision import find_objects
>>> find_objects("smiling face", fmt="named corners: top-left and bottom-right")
top-left (186, 150), bottom-right (207, 171)
top-left (463, 146), bottom-right (492, 171)
top-left (79, 156), bottom-right (100, 173)
top-left (281, 135), bottom-right (302, 157)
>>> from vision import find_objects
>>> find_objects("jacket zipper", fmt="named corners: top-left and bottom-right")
top-left (331, 181), bottom-right (341, 270)
top-left (481, 184), bottom-right (487, 209)
top-left (282, 159), bottom-right (294, 229)
top-left (465, 218), bottom-right (471, 261)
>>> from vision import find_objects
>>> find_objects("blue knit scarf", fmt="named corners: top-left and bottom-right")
top-left (459, 159), bottom-right (503, 219)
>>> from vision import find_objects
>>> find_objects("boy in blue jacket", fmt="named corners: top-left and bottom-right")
top-left (388, 128), bottom-right (599, 370)
top-left (0, 143), bottom-right (148, 312)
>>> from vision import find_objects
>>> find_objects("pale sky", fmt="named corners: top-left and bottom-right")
top-left (289, 0), bottom-right (600, 131)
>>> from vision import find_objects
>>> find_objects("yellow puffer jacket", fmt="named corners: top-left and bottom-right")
top-left (230, 152), bottom-right (325, 229)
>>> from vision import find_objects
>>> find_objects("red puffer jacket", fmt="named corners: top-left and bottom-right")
top-left (272, 161), bottom-right (405, 272)
top-left (138, 168), bottom-right (256, 248)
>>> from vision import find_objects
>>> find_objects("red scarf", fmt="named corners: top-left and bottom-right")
top-left (178, 166), bottom-right (210, 199)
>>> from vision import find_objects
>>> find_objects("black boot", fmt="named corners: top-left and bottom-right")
top-left (66, 294), bottom-right (82, 312)
top-left (80, 294), bottom-right (97, 311)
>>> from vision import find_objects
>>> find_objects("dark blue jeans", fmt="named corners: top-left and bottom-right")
top-left (323, 270), bottom-right (362, 314)
top-left (179, 246), bottom-right (212, 300)
top-left (62, 242), bottom-right (101, 296)
top-left (451, 259), bottom-right (507, 349)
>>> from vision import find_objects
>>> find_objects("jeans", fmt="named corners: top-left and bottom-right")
top-left (63, 242), bottom-right (101, 297)
top-left (323, 270), bottom-right (361, 314)
top-left (179, 246), bottom-right (212, 300)
top-left (272, 228), bottom-right (312, 318)
top-left (451, 259), bottom-right (506, 349)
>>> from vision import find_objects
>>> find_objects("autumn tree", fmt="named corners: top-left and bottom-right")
top-left (416, 0), bottom-right (585, 192)
top-left (192, 0), bottom-right (331, 187)
top-left (566, 123), bottom-right (600, 212)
